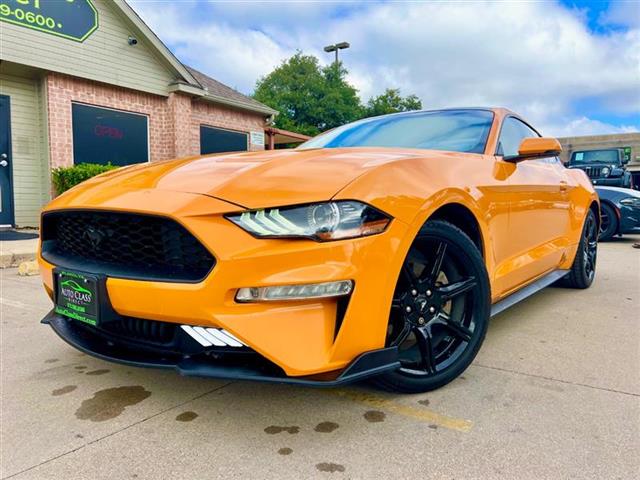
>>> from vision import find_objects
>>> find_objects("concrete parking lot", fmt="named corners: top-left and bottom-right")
top-left (1, 237), bottom-right (638, 480)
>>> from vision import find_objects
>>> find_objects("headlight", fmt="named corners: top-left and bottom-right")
top-left (620, 197), bottom-right (640, 208)
top-left (601, 166), bottom-right (611, 177)
top-left (226, 200), bottom-right (391, 241)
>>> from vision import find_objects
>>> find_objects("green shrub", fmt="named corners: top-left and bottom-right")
top-left (51, 163), bottom-right (119, 195)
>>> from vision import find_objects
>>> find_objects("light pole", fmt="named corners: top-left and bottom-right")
top-left (324, 42), bottom-right (350, 65)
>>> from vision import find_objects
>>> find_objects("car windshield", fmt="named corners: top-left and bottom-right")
top-left (298, 109), bottom-right (495, 154)
top-left (571, 150), bottom-right (620, 164)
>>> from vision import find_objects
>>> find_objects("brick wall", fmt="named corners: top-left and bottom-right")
top-left (46, 72), bottom-right (266, 169)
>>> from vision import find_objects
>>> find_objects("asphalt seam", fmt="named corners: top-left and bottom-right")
top-left (473, 363), bottom-right (639, 397)
top-left (1, 381), bottom-right (235, 480)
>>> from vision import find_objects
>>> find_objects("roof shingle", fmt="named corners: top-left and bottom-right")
top-left (185, 66), bottom-right (275, 115)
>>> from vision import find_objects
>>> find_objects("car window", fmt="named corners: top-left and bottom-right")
top-left (298, 110), bottom-right (495, 154)
top-left (570, 150), bottom-right (620, 164)
top-left (496, 117), bottom-right (540, 157)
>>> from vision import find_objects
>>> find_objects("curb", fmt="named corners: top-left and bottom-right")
top-left (1, 253), bottom-right (36, 269)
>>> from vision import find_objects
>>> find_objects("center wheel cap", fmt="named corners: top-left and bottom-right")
top-left (402, 284), bottom-right (443, 326)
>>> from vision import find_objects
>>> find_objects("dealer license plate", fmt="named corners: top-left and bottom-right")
top-left (55, 270), bottom-right (99, 326)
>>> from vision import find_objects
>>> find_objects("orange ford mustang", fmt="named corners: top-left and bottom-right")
top-left (38, 108), bottom-right (598, 393)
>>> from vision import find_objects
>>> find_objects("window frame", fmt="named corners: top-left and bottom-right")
top-left (199, 124), bottom-right (249, 155)
top-left (70, 102), bottom-right (150, 166)
top-left (493, 114), bottom-right (542, 157)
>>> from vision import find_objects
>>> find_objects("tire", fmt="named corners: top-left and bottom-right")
top-left (598, 203), bottom-right (618, 241)
top-left (563, 209), bottom-right (598, 289)
top-left (373, 220), bottom-right (490, 393)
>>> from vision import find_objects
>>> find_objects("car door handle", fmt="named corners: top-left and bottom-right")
top-left (559, 181), bottom-right (568, 192)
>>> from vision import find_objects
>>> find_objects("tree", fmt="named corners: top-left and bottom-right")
top-left (253, 53), bottom-right (362, 136)
top-left (364, 88), bottom-right (422, 117)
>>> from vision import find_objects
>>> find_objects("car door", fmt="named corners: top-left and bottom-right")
top-left (493, 116), bottom-right (571, 295)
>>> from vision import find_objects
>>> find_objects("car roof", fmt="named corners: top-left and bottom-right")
top-left (385, 107), bottom-right (513, 115)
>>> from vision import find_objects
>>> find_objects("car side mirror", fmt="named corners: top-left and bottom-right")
top-left (503, 137), bottom-right (562, 163)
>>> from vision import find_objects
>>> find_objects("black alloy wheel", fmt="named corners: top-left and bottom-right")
top-left (582, 211), bottom-right (598, 281)
top-left (564, 209), bottom-right (598, 289)
top-left (598, 203), bottom-right (618, 241)
top-left (374, 220), bottom-right (490, 393)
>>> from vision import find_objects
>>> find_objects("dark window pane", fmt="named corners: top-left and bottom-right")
top-left (299, 110), bottom-right (495, 154)
top-left (496, 117), bottom-right (539, 157)
top-left (200, 126), bottom-right (248, 154)
top-left (72, 104), bottom-right (148, 166)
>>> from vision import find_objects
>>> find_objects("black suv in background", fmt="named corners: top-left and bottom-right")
top-left (567, 148), bottom-right (633, 188)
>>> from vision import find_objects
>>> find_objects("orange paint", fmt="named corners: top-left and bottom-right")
top-left (38, 108), bottom-right (597, 377)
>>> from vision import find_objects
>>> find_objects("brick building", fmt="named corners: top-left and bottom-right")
top-left (0, 0), bottom-right (277, 227)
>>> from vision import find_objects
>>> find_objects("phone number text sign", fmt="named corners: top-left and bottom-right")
top-left (0, 0), bottom-right (98, 42)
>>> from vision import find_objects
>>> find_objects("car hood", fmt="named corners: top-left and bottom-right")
top-left (596, 186), bottom-right (640, 199)
top-left (71, 148), bottom-right (423, 209)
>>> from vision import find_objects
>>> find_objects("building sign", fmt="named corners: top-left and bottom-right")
top-left (0, 0), bottom-right (98, 42)
top-left (250, 130), bottom-right (265, 146)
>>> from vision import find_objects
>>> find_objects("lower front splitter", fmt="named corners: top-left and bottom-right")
top-left (42, 310), bottom-right (400, 387)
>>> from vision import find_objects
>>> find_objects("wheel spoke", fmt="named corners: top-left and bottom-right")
top-left (414, 326), bottom-right (436, 374)
top-left (429, 242), bottom-right (447, 282)
top-left (401, 264), bottom-right (418, 288)
top-left (437, 313), bottom-right (472, 342)
top-left (439, 276), bottom-right (477, 301)
top-left (588, 219), bottom-right (597, 240)
top-left (395, 320), bottom-right (412, 346)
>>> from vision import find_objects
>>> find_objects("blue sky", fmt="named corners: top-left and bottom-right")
top-left (130, 0), bottom-right (640, 136)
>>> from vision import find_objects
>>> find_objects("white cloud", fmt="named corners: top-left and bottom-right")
top-left (541, 116), bottom-right (638, 137)
top-left (130, 0), bottom-right (640, 136)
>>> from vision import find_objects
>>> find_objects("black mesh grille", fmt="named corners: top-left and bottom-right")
top-left (41, 210), bottom-right (215, 282)
top-left (99, 317), bottom-right (177, 345)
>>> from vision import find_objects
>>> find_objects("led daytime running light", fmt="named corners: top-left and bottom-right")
top-left (236, 280), bottom-right (353, 302)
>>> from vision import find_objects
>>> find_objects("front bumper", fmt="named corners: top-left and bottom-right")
top-left (42, 311), bottom-right (400, 386)
top-left (620, 205), bottom-right (640, 234)
top-left (39, 190), bottom-right (412, 377)
top-left (590, 177), bottom-right (626, 187)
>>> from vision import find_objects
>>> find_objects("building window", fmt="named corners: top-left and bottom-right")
top-left (72, 103), bottom-right (149, 166)
top-left (200, 125), bottom-right (248, 154)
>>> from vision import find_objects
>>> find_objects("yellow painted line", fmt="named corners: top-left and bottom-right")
top-left (326, 388), bottom-right (473, 432)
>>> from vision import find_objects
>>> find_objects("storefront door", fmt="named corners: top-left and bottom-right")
top-left (0, 95), bottom-right (15, 226)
